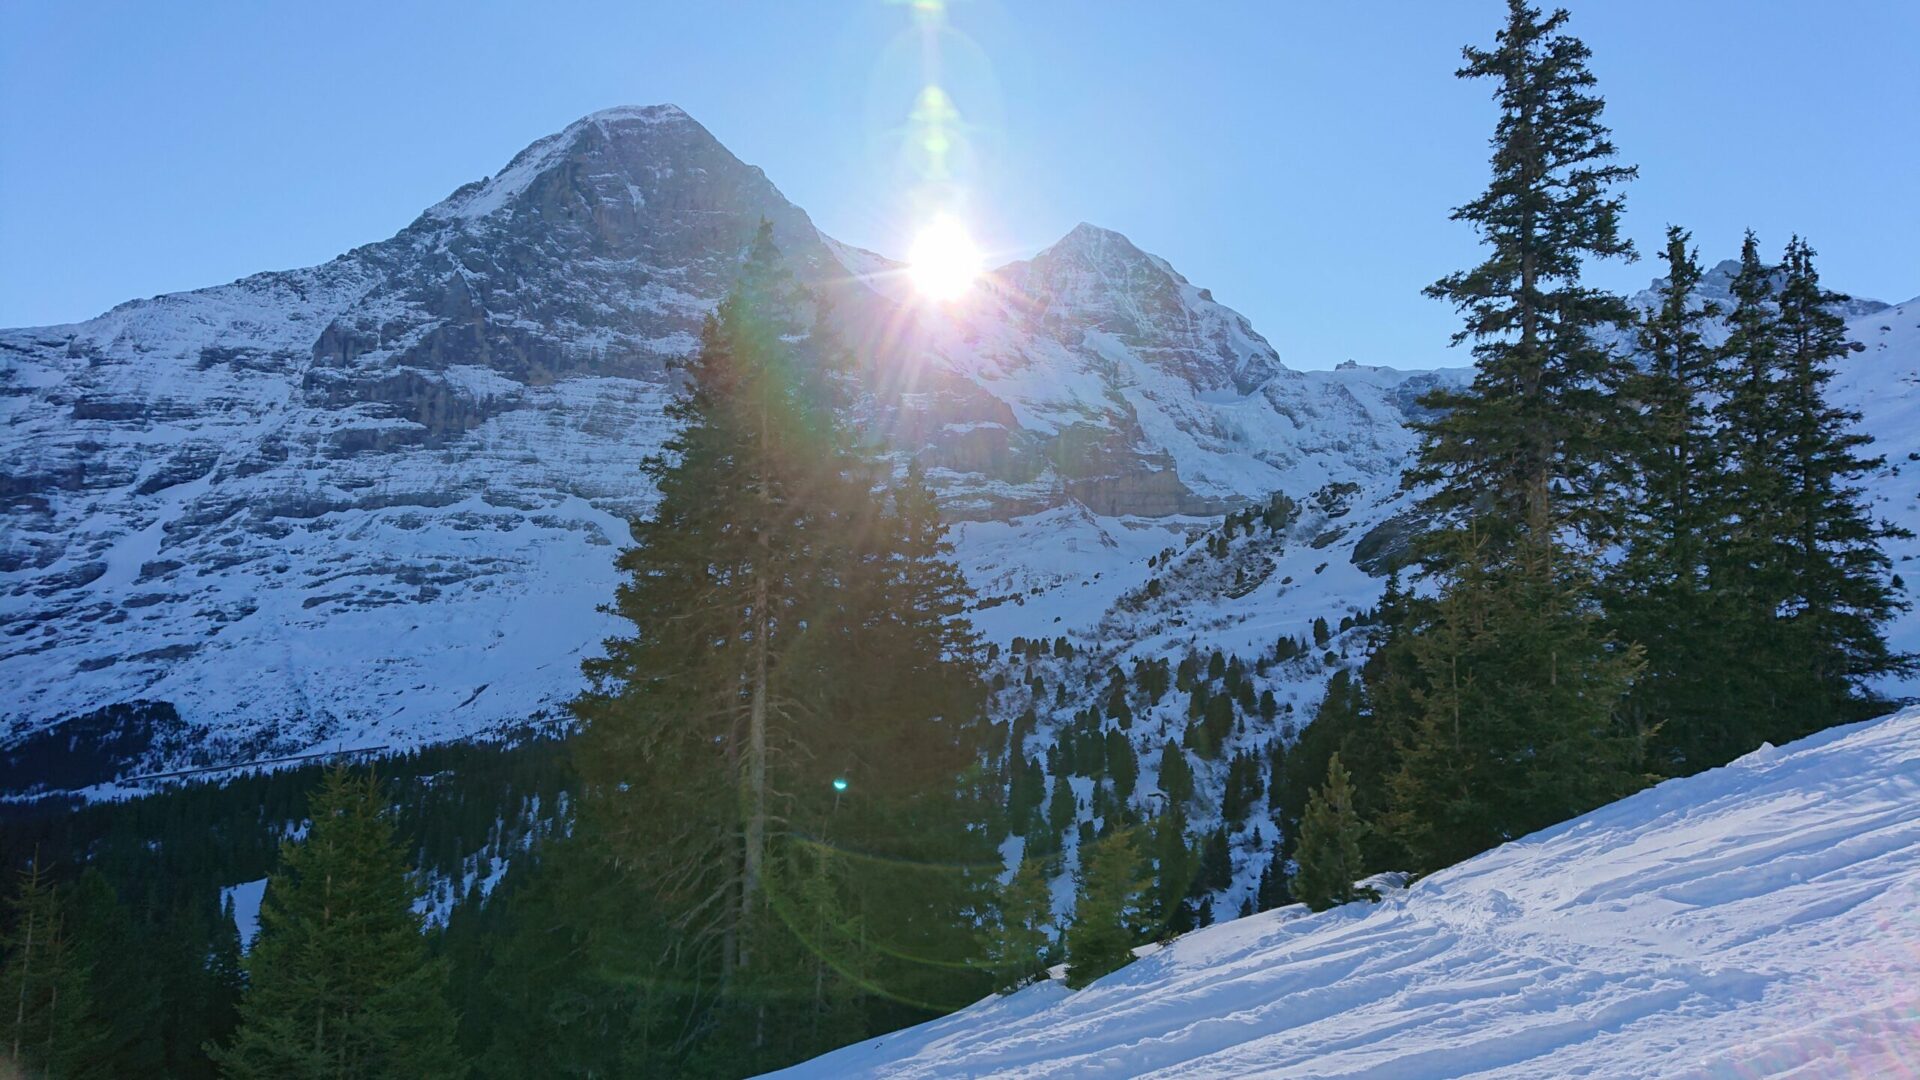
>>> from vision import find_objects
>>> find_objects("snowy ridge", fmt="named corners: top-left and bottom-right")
top-left (772, 707), bottom-right (1920, 1079)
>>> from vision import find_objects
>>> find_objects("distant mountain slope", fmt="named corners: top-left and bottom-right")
top-left (1831, 295), bottom-right (1920, 689)
top-left (772, 705), bottom-right (1920, 1080)
top-left (0, 106), bottom-right (1446, 788)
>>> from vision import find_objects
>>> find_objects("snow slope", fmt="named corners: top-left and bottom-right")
top-left (772, 706), bottom-right (1920, 1079)
top-left (1832, 295), bottom-right (1920, 690)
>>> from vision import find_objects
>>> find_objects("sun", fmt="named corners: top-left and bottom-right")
top-left (907, 214), bottom-right (983, 302)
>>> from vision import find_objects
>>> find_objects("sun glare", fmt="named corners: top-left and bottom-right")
top-left (907, 215), bottom-right (982, 302)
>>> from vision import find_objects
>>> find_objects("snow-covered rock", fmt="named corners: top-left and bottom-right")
top-left (770, 705), bottom-right (1920, 1079)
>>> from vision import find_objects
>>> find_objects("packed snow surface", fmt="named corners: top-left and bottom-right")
top-left (772, 707), bottom-right (1920, 1079)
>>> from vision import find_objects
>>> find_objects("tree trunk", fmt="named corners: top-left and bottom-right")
top-left (741, 396), bottom-right (773, 974)
top-left (11, 863), bottom-right (37, 1064)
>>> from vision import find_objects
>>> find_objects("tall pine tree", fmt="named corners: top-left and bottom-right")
top-left (1291, 755), bottom-right (1375, 913)
top-left (1608, 227), bottom-right (1732, 771)
top-left (1710, 236), bottom-right (1910, 751)
top-left (985, 858), bottom-right (1054, 994)
top-left (210, 767), bottom-right (462, 1080)
top-left (1383, 0), bottom-right (1646, 873)
top-left (1, 857), bottom-right (107, 1079)
top-left (1064, 830), bottom-right (1146, 990)
top-left (563, 223), bottom-right (993, 1074)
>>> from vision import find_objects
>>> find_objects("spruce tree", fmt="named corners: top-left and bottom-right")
top-left (564, 224), bottom-right (993, 1072)
top-left (1155, 741), bottom-right (1194, 807)
top-left (1292, 755), bottom-right (1376, 913)
top-left (1223, 750), bottom-right (1264, 827)
top-left (1383, 0), bottom-right (1646, 873)
top-left (1046, 773), bottom-right (1078, 839)
top-left (1710, 236), bottom-right (1911, 749)
top-left (67, 869), bottom-right (162, 1077)
top-left (1607, 227), bottom-right (1732, 772)
top-left (1277, 667), bottom-right (1403, 873)
top-left (210, 767), bottom-right (462, 1080)
top-left (1105, 730), bottom-right (1139, 801)
top-left (464, 840), bottom-right (669, 1079)
top-left (1193, 826), bottom-right (1232, 894)
top-left (1774, 238), bottom-right (1913, 713)
top-left (1254, 841), bottom-right (1292, 912)
top-left (986, 859), bottom-right (1054, 993)
top-left (1063, 830), bottom-right (1147, 989)
top-left (1, 857), bottom-right (107, 1079)
top-left (1143, 807), bottom-right (1196, 938)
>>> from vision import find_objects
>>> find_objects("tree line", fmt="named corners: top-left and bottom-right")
top-left (1285, 0), bottom-right (1906, 900)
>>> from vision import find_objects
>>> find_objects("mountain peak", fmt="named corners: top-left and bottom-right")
top-left (1048, 221), bottom-right (1142, 257)
top-left (575, 103), bottom-right (693, 126)
top-left (1001, 222), bottom-right (1285, 394)
top-left (423, 103), bottom-right (730, 223)
top-left (1025, 221), bottom-right (1169, 285)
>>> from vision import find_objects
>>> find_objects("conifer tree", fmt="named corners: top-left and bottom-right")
top-left (1193, 826), bottom-right (1233, 895)
top-left (1201, 694), bottom-right (1234, 758)
top-left (1007, 755), bottom-right (1045, 836)
top-left (985, 859), bottom-right (1054, 993)
top-left (1281, 664), bottom-right (1405, 873)
top-left (1, 857), bottom-right (107, 1079)
top-left (1709, 236), bottom-right (1910, 750)
top-left (563, 224), bottom-right (993, 1071)
top-left (1223, 750), bottom-right (1264, 827)
top-left (1708, 231), bottom-right (1803, 753)
top-left (1292, 755), bottom-right (1376, 913)
top-left (1771, 238), bottom-right (1911, 718)
top-left (1155, 742), bottom-right (1194, 807)
top-left (211, 767), bottom-right (462, 1080)
top-left (1607, 227), bottom-right (1730, 771)
top-left (464, 840), bottom-right (668, 1079)
top-left (1144, 808), bottom-right (1197, 938)
top-left (67, 869), bottom-right (163, 1078)
top-left (1382, 0), bottom-right (1646, 872)
top-left (1105, 731), bottom-right (1138, 801)
top-left (1254, 841), bottom-right (1292, 912)
top-left (1064, 831), bottom-right (1147, 989)
top-left (1046, 773), bottom-right (1078, 839)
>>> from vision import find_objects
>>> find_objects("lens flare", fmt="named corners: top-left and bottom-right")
top-left (907, 214), bottom-right (982, 302)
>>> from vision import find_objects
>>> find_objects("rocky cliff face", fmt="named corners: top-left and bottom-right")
top-left (0, 106), bottom-right (1466, 787)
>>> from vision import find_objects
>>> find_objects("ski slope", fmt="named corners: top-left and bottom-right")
top-left (772, 708), bottom-right (1920, 1079)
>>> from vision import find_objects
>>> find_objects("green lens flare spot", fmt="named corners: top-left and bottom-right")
top-left (833, 777), bottom-right (849, 792)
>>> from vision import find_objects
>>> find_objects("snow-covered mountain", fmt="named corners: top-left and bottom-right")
top-left (4, 105), bottom-right (1915, 797)
top-left (0, 105), bottom-right (1447, 790)
top-left (771, 705), bottom-right (1920, 1079)
top-left (1830, 294), bottom-right (1920, 671)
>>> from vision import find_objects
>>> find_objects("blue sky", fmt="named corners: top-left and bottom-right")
top-left (3, 1), bottom-right (1915, 369)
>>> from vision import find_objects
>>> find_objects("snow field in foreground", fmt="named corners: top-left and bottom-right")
top-left (771, 707), bottom-right (1920, 1078)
